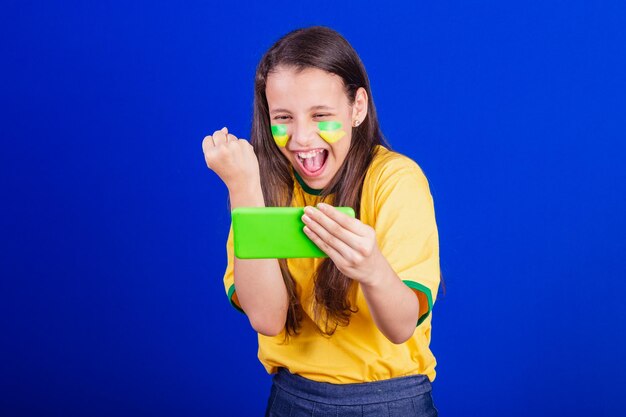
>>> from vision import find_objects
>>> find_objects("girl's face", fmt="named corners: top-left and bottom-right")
top-left (266, 66), bottom-right (367, 190)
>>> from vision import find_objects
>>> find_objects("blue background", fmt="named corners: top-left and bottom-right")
top-left (2, 1), bottom-right (625, 416)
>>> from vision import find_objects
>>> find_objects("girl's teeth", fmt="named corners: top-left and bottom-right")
top-left (297, 149), bottom-right (323, 159)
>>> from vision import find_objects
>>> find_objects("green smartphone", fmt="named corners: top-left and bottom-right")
top-left (232, 206), bottom-right (356, 259)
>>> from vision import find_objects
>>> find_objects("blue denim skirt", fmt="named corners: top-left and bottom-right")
top-left (265, 368), bottom-right (438, 417)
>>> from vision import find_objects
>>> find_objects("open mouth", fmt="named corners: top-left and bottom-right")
top-left (295, 149), bottom-right (329, 177)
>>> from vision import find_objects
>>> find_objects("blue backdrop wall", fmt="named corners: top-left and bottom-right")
top-left (2, 1), bottom-right (625, 416)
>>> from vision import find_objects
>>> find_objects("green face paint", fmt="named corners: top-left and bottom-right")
top-left (317, 121), bottom-right (346, 144)
top-left (271, 124), bottom-right (289, 147)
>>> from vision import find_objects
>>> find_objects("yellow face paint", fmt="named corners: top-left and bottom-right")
top-left (271, 124), bottom-right (289, 147)
top-left (317, 121), bottom-right (346, 144)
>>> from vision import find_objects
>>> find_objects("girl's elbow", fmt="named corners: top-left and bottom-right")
top-left (248, 314), bottom-right (286, 337)
top-left (386, 324), bottom-right (417, 344)
top-left (387, 333), bottom-right (412, 345)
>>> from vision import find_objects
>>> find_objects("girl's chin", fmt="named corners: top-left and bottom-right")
top-left (302, 176), bottom-right (330, 190)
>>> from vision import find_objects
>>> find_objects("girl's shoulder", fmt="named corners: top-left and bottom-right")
top-left (360, 146), bottom-right (434, 223)
top-left (366, 145), bottom-right (428, 186)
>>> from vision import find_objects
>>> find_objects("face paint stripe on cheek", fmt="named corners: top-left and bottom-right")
top-left (318, 121), bottom-right (342, 131)
top-left (317, 121), bottom-right (346, 144)
top-left (271, 124), bottom-right (289, 147)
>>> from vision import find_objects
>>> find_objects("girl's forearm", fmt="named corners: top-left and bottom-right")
top-left (229, 182), bottom-right (289, 336)
top-left (233, 258), bottom-right (289, 336)
top-left (359, 259), bottom-right (420, 344)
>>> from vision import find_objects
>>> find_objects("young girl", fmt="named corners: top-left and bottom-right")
top-left (202, 26), bottom-right (441, 416)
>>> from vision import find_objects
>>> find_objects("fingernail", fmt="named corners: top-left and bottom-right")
top-left (302, 215), bottom-right (310, 223)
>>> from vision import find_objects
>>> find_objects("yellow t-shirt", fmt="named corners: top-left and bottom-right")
top-left (222, 145), bottom-right (440, 383)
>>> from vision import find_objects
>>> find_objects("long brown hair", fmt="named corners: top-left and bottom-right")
top-left (251, 26), bottom-right (389, 336)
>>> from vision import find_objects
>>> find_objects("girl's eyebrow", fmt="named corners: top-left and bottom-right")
top-left (270, 108), bottom-right (290, 114)
top-left (270, 105), bottom-right (334, 114)
top-left (309, 105), bottom-right (334, 111)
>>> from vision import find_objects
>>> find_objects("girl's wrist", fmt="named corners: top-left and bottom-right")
top-left (228, 179), bottom-right (264, 208)
top-left (358, 251), bottom-right (393, 288)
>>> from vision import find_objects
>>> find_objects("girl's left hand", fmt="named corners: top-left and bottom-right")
top-left (302, 203), bottom-right (386, 286)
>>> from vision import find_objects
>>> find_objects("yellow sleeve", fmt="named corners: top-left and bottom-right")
top-left (373, 158), bottom-right (440, 327)
top-left (224, 226), bottom-right (244, 313)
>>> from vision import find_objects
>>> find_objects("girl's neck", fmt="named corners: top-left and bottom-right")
top-left (293, 170), bottom-right (324, 196)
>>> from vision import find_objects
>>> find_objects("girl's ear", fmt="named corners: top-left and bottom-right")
top-left (352, 87), bottom-right (368, 126)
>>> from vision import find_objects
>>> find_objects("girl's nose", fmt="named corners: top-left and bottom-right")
top-left (290, 122), bottom-right (317, 148)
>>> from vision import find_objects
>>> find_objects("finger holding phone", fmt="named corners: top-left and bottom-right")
top-left (301, 202), bottom-right (389, 287)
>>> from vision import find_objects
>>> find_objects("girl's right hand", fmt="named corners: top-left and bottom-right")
top-left (202, 127), bottom-right (260, 191)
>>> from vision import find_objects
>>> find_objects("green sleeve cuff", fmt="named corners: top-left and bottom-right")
top-left (402, 280), bottom-right (433, 327)
top-left (227, 284), bottom-right (245, 314)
